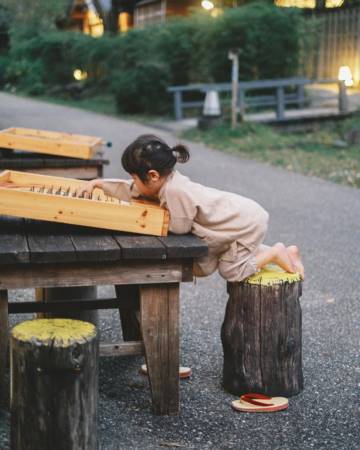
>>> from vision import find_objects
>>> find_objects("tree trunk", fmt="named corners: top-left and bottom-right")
top-left (221, 272), bottom-right (303, 397)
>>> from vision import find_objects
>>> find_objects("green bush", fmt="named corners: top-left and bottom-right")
top-left (112, 62), bottom-right (171, 114)
top-left (3, 2), bottom-right (304, 114)
top-left (199, 3), bottom-right (301, 82)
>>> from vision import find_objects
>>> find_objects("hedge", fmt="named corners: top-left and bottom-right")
top-left (3, 2), bottom-right (306, 114)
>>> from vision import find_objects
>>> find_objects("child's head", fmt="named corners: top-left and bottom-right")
top-left (121, 134), bottom-right (190, 197)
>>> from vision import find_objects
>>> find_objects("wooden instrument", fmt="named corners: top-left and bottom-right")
top-left (0, 127), bottom-right (104, 159)
top-left (0, 170), bottom-right (169, 236)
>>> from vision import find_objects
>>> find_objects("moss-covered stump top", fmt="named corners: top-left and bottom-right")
top-left (244, 265), bottom-right (302, 286)
top-left (12, 318), bottom-right (97, 347)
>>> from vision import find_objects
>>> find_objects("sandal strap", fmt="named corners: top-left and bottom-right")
top-left (240, 393), bottom-right (274, 407)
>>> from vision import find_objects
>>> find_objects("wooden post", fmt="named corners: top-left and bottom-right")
top-left (297, 84), bottom-right (305, 108)
top-left (0, 289), bottom-right (9, 406)
top-left (276, 87), bottom-right (285, 120)
top-left (140, 283), bottom-right (179, 415)
top-left (229, 51), bottom-right (239, 130)
top-left (238, 88), bottom-right (246, 122)
top-left (11, 318), bottom-right (98, 450)
top-left (338, 80), bottom-right (348, 114)
top-left (174, 91), bottom-right (183, 121)
top-left (221, 268), bottom-right (303, 397)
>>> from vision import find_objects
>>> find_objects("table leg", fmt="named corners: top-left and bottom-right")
top-left (140, 283), bottom-right (179, 415)
top-left (0, 289), bottom-right (9, 405)
top-left (115, 285), bottom-right (141, 341)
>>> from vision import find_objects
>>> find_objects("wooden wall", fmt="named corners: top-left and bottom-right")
top-left (305, 6), bottom-right (360, 84)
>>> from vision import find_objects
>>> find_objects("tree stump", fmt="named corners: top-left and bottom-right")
top-left (11, 318), bottom-right (98, 450)
top-left (221, 267), bottom-right (303, 397)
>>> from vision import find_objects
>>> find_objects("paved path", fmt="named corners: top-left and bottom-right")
top-left (0, 93), bottom-right (359, 450)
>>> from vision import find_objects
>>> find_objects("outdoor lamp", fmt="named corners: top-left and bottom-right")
top-left (73, 69), bottom-right (88, 81)
top-left (338, 66), bottom-right (353, 87)
top-left (202, 1), bottom-right (215, 10)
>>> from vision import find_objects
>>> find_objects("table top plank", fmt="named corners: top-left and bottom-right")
top-left (113, 235), bottom-right (167, 260)
top-left (0, 216), bottom-right (29, 264)
top-left (70, 228), bottom-right (122, 262)
top-left (158, 234), bottom-right (208, 258)
top-left (25, 219), bottom-right (78, 264)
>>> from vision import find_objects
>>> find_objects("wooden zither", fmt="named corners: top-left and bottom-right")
top-left (0, 127), bottom-right (103, 159)
top-left (0, 170), bottom-right (169, 236)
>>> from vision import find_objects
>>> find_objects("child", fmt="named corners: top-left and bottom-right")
top-left (76, 134), bottom-right (304, 281)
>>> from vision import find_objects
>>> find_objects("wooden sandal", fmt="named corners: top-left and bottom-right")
top-left (139, 364), bottom-right (192, 379)
top-left (231, 393), bottom-right (288, 413)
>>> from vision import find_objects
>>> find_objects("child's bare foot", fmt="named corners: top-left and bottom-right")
top-left (287, 245), bottom-right (305, 280)
top-left (271, 242), bottom-right (296, 274)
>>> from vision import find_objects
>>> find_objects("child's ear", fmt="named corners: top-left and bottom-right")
top-left (148, 170), bottom-right (160, 182)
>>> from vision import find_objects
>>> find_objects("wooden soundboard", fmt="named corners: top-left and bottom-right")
top-left (0, 127), bottom-right (103, 159)
top-left (0, 170), bottom-right (169, 236)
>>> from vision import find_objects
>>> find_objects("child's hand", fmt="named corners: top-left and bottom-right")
top-left (75, 179), bottom-right (101, 199)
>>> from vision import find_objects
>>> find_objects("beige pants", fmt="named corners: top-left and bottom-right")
top-left (218, 243), bottom-right (271, 282)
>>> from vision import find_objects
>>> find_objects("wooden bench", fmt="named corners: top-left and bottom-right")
top-left (0, 216), bottom-right (208, 415)
top-left (168, 77), bottom-right (348, 122)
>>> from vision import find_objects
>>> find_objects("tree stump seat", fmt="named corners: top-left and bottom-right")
top-left (11, 318), bottom-right (99, 450)
top-left (221, 266), bottom-right (303, 397)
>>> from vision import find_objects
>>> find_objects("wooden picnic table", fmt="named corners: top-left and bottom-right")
top-left (0, 215), bottom-right (208, 415)
top-left (0, 150), bottom-right (109, 180)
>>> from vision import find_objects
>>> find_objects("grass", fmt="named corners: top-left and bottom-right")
top-left (182, 118), bottom-right (360, 189)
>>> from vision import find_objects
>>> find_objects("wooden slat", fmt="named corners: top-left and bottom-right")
top-left (8, 296), bottom-right (139, 314)
top-left (158, 234), bottom-right (208, 258)
top-left (100, 341), bottom-right (144, 357)
top-left (25, 219), bottom-right (77, 264)
top-left (0, 261), bottom-right (185, 289)
top-left (114, 235), bottom-right (167, 259)
top-left (0, 216), bottom-right (29, 264)
top-left (0, 157), bottom-right (108, 168)
top-left (70, 228), bottom-right (121, 262)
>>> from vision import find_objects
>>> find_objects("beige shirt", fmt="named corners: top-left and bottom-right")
top-left (102, 170), bottom-right (269, 276)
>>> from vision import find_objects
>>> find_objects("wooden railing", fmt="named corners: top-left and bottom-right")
top-left (167, 77), bottom-right (348, 121)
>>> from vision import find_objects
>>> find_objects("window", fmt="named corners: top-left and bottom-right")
top-left (134, 0), bottom-right (166, 27)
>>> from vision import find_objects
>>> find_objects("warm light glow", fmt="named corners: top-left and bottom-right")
top-left (73, 69), bottom-right (88, 81)
top-left (274, 0), bottom-right (316, 8)
top-left (338, 66), bottom-right (354, 87)
top-left (211, 7), bottom-right (223, 18)
top-left (275, 0), bottom-right (344, 7)
top-left (83, 10), bottom-right (104, 37)
top-left (119, 12), bottom-right (131, 32)
top-left (202, 1), bottom-right (215, 10)
top-left (325, 0), bottom-right (344, 7)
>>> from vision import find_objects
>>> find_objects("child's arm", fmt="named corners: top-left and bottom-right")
top-left (75, 178), bottom-right (139, 201)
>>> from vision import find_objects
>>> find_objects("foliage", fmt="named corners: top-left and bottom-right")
top-left (2, 1), bottom-right (305, 114)
top-left (112, 62), bottom-right (171, 114)
top-left (0, 4), bottom-right (10, 52)
top-left (1, 0), bottom-right (68, 34)
top-left (197, 3), bottom-right (301, 82)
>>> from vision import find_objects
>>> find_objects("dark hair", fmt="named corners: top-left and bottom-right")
top-left (121, 134), bottom-right (190, 182)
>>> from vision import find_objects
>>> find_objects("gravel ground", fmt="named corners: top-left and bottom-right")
top-left (0, 93), bottom-right (359, 450)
